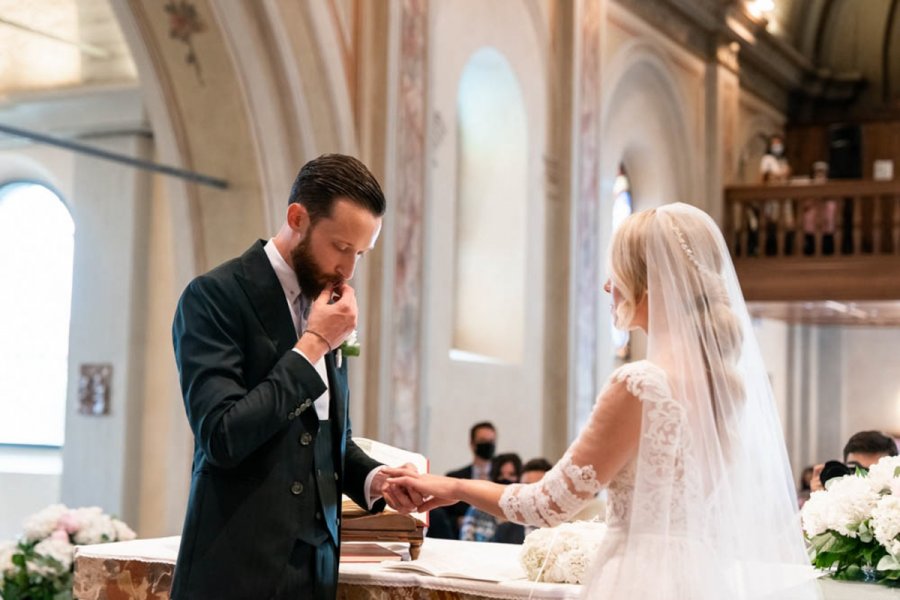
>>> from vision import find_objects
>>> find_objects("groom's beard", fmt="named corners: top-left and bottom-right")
top-left (290, 236), bottom-right (340, 300)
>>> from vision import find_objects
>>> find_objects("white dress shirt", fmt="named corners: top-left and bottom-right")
top-left (263, 239), bottom-right (382, 508)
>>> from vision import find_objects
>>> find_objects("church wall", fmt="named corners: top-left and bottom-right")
top-left (421, 0), bottom-right (548, 473)
top-left (0, 87), bottom-right (171, 538)
top-left (0, 146), bottom-right (73, 540)
top-left (841, 327), bottom-right (900, 446)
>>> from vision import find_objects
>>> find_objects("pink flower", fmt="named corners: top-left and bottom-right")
top-left (58, 511), bottom-right (81, 534)
top-left (50, 528), bottom-right (69, 542)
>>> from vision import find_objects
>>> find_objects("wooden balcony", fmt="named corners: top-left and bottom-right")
top-left (724, 180), bottom-right (900, 314)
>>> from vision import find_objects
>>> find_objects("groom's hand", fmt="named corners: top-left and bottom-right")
top-left (371, 464), bottom-right (425, 514)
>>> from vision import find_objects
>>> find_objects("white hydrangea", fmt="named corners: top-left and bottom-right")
top-left (70, 507), bottom-right (116, 545)
top-left (520, 521), bottom-right (606, 584)
top-left (801, 475), bottom-right (880, 539)
top-left (0, 541), bottom-right (17, 576)
top-left (867, 456), bottom-right (900, 494)
top-left (32, 538), bottom-right (74, 572)
top-left (873, 495), bottom-right (900, 559)
top-left (22, 504), bottom-right (68, 543)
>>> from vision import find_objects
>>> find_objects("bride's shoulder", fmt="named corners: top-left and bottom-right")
top-left (607, 360), bottom-right (670, 403)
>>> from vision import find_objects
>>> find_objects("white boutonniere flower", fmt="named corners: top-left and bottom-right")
top-left (337, 330), bottom-right (360, 368)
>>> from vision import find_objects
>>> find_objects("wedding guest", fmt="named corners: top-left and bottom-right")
top-left (810, 430), bottom-right (899, 492)
top-left (492, 458), bottom-right (552, 544)
top-left (797, 466), bottom-right (814, 508)
top-left (802, 161), bottom-right (836, 255)
top-left (428, 422), bottom-right (498, 539)
top-left (460, 453), bottom-right (521, 542)
top-left (389, 203), bottom-right (819, 599)
top-left (759, 134), bottom-right (795, 255)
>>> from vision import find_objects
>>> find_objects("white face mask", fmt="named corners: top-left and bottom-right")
top-left (771, 143), bottom-right (784, 156)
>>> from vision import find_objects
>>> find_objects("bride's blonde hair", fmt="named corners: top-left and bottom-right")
top-left (610, 206), bottom-right (745, 411)
top-left (608, 210), bottom-right (653, 329)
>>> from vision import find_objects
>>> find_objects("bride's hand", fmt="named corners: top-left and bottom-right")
top-left (386, 473), bottom-right (458, 511)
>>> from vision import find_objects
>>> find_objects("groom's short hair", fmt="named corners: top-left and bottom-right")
top-left (469, 421), bottom-right (495, 443)
top-left (288, 154), bottom-right (386, 222)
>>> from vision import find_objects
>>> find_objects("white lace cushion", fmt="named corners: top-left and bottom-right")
top-left (499, 453), bottom-right (603, 528)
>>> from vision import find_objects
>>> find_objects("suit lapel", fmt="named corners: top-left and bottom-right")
top-left (234, 240), bottom-right (297, 355)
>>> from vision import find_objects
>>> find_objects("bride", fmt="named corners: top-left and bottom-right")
top-left (389, 203), bottom-right (820, 599)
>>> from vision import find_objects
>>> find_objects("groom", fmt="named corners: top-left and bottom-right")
top-left (171, 154), bottom-right (420, 599)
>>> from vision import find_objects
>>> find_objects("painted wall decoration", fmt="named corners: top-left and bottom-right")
top-left (77, 364), bottom-right (112, 416)
top-left (164, 1), bottom-right (206, 85)
top-left (391, 0), bottom-right (428, 450)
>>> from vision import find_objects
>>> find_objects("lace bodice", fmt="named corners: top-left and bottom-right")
top-left (500, 360), bottom-right (689, 529)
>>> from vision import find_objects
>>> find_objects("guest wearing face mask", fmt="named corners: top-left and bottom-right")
top-left (459, 453), bottom-right (522, 542)
top-left (426, 422), bottom-right (498, 539)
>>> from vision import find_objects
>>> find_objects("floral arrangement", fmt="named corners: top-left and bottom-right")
top-left (520, 521), bottom-right (607, 584)
top-left (802, 455), bottom-right (900, 585)
top-left (0, 504), bottom-right (136, 600)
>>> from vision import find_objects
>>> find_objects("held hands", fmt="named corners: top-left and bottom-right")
top-left (369, 464), bottom-right (426, 514)
top-left (296, 284), bottom-right (357, 362)
top-left (383, 472), bottom-right (459, 513)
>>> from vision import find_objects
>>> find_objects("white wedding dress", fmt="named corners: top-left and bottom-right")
top-left (499, 204), bottom-right (820, 599)
top-left (501, 360), bottom-right (704, 598)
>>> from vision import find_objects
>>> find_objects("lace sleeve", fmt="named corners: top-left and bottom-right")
top-left (498, 360), bottom-right (670, 528)
top-left (499, 453), bottom-right (603, 527)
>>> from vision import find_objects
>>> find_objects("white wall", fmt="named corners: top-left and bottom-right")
top-left (0, 138), bottom-right (75, 541)
top-left (842, 328), bottom-right (900, 442)
top-left (424, 0), bottom-right (547, 473)
top-left (0, 87), bottom-right (175, 539)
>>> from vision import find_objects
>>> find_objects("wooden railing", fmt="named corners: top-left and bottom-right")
top-left (725, 180), bottom-right (900, 259)
top-left (724, 180), bottom-right (900, 302)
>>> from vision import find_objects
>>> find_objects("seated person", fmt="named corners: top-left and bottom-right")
top-left (797, 465), bottom-right (814, 508)
top-left (459, 453), bottom-right (521, 542)
top-left (492, 458), bottom-right (552, 544)
top-left (428, 421), bottom-right (498, 539)
top-left (811, 430), bottom-right (898, 491)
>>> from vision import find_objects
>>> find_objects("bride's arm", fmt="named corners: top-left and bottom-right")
top-left (390, 379), bottom-right (641, 526)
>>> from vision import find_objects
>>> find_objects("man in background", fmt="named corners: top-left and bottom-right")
top-left (428, 421), bottom-right (497, 539)
top-left (811, 430), bottom-right (898, 492)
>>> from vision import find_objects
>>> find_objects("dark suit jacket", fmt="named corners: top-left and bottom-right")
top-left (170, 240), bottom-right (381, 599)
top-left (444, 464), bottom-right (476, 537)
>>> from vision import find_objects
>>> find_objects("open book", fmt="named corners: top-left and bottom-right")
top-left (381, 540), bottom-right (526, 582)
top-left (339, 542), bottom-right (406, 563)
top-left (344, 437), bottom-right (429, 524)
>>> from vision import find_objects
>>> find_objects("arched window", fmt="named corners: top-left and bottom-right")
top-left (453, 47), bottom-right (527, 363)
top-left (0, 183), bottom-right (74, 446)
top-left (611, 165), bottom-right (633, 359)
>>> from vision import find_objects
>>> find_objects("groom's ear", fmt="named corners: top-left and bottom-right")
top-left (287, 202), bottom-right (311, 235)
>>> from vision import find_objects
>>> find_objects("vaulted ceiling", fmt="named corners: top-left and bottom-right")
top-left (771, 0), bottom-right (900, 119)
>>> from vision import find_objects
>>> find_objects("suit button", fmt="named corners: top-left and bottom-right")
top-left (315, 511), bottom-right (322, 520)
top-left (300, 432), bottom-right (312, 446)
top-left (293, 408), bottom-right (302, 417)
top-left (333, 472), bottom-right (339, 481)
top-left (337, 518), bottom-right (341, 526)
top-left (303, 399), bottom-right (313, 409)
top-left (288, 412), bottom-right (295, 421)
top-left (290, 481), bottom-right (303, 495)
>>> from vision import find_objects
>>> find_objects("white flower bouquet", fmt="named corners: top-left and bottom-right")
top-left (520, 521), bottom-right (607, 584)
top-left (0, 504), bottom-right (136, 600)
top-left (802, 455), bottom-right (900, 585)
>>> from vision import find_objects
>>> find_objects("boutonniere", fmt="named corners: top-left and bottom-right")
top-left (337, 330), bottom-right (360, 368)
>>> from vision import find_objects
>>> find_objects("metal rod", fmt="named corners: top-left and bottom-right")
top-left (0, 123), bottom-right (228, 189)
top-left (0, 16), bottom-right (111, 58)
